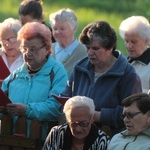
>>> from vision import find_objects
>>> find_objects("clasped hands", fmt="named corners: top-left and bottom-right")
top-left (0, 103), bottom-right (27, 115)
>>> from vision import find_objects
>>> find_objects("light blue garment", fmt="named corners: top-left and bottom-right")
top-left (54, 39), bottom-right (79, 62)
top-left (1, 55), bottom-right (68, 140)
top-left (107, 128), bottom-right (150, 150)
top-left (52, 41), bottom-right (87, 77)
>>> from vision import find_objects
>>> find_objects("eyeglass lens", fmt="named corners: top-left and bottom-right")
top-left (120, 112), bottom-right (141, 119)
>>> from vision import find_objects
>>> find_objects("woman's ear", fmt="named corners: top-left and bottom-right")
top-left (146, 111), bottom-right (150, 123)
top-left (91, 115), bottom-right (94, 124)
top-left (147, 111), bottom-right (150, 116)
top-left (39, 15), bottom-right (44, 23)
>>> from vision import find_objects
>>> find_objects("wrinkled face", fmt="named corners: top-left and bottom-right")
top-left (86, 39), bottom-right (112, 68)
top-left (19, 15), bottom-right (41, 26)
top-left (52, 20), bottom-right (76, 44)
top-left (68, 107), bottom-right (93, 140)
top-left (0, 28), bottom-right (20, 57)
top-left (124, 33), bottom-right (148, 58)
top-left (20, 38), bottom-right (48, 70)
top-left (123, 102), bottom-right (150, 135)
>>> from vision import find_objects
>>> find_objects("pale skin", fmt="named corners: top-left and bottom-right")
top-left (3, 38), bottom-right (49, 115)
top-left (86, 39), bottom-right (116, 122)
top-left (19, 14), bottom-right (43, 26)
top-left (123, 102), bottom-right (150, 135)
top-left (67, 106), bottom-right (94, 149)
top-left (52, 20), bottom-right (76, 48)
top-left (0, 28), bottom-right (21, 67)
top-left (124, 32), bottom-right (148, 58)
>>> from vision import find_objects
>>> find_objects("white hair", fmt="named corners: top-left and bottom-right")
top-left (49, 8), bottom-right (78, 30)
top-left (0, 18), bottom-right (21, 39)
top-left (63, 96), bottom-right (95, 121)
top-left (119, 16), bottom-right (150, 43)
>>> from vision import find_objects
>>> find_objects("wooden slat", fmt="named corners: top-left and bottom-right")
top-left (0, 135), bottom-right (41, 149)
top-left (15, 116), bottom-right (27, 136)
top-left (1, 113), bottom-right (13, 135)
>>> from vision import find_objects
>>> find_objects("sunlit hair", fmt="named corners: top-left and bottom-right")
top-left (0, 18), bottom-right (21, 39)
top-left (119, 16), bottom-right (150, 43)
top-left (79, 21), bottom-right (117, 51)
top-left (19, 0), bottom-right (43, 20)
top-left (49, 8), bottom-right (78, 30)
top-left (17, 22), bottom-right (52, 54)
top-left (122, 93), bottom-right (150, 114)
top-left (63, 96), bottom-right (95, 121)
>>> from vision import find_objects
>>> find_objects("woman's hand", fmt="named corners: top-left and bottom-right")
top-left (6, 103), bottom-right (27, 116)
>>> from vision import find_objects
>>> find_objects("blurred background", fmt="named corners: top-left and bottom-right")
top-left (0, 0), bottom-right (149, 55)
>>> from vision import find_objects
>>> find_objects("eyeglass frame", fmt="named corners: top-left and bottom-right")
top-left (20, 44), bottom-right (46, 53)
top-left (120, 112), bottom-right (142, 120)
top-left (68, 115), bottom-right (92, 128)
top-left (1, 37), bottom-right (17, 46)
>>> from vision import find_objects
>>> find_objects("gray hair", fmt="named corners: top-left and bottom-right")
top-left (0, 18), bottom-right (21, 37)
top-left (119, 16), bottom-right (150, 43)
top-left (49, 8), bottom-right (78, 30)
top-left (63, 96), bottom-right (95, 121)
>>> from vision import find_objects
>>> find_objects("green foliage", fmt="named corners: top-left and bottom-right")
top-left (0, 0), bottom-right (148, 55)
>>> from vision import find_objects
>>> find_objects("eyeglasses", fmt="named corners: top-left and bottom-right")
top-left (20, 44), bottom-right (46, 53)
top-left (1, 37), bottom-right (17, 46)
top-left (68, 116), bottom-right (92, 128)
top-left (120, 112), bottom-right (141, 119)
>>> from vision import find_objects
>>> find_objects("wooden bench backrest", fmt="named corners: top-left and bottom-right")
top-left (0, 113), bottom-right (42, 150)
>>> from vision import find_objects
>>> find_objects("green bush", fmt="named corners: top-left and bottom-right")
top-left (0, 0), bottom-right (148, 55)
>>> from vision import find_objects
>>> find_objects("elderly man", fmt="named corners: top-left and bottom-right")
top-left (108, 93), bottom-right (150, 150)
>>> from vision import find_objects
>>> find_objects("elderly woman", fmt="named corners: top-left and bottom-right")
top-left (43, 96), bottom-right (110, 150)
top-left (119, 16), bottom-right (150, 93)
top-left (1, 22), bottom-right (68, 140)
top-left (0, 18), bottom-right (24, 73)
top-left (49, 8), bottom-right (87, 77)
top-left (60, 21), bottom-right (142, 135)
top-left (108, 93), bottom-right (150, 149)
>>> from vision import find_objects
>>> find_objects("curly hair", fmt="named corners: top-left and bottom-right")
top-left (119, 16), bottom-right (150, 43)
top-left (49, 8), bottom-right (78, 30)
top-left (79, 21), bottom-right (117, 51)
top-left (17, 22), bottom-right (52, 54)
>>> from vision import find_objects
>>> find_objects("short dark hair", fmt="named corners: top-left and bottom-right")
top-left (18, 0), bottom-right (43, 19)
top-left (122, 93), bottom-right (150, 114)
top-left (79, 21), bottom-right (117, 51)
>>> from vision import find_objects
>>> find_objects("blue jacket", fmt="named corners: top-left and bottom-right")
top-left (61, 50), bottom-right (142, 133)
top-left (1, 55), bottom-right (68, 139)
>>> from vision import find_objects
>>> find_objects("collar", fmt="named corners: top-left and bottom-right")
top-left (121, 127), bottom-right (150, 137)
top-left (55, 39), bottom-right (79, 55)
top-left (128, 48), bottom-right (150, 65)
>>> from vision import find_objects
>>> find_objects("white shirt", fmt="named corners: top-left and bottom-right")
top-left (0, 50), bottom-right (24, 73)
